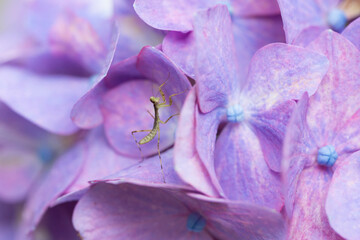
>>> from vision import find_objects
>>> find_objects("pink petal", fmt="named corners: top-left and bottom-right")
top-left (194, 5), bottom-right (239, 113)
top-left (174, 88), bottom-right (221, 197)
top-left (288, 166), bottom-right (343, 239)
top-left (326, 152), bottom-right (360, 240)
top-left (241, 43), bottom-right (329, 112)
top-left (0, 66), bottom-right (89, 135)
top-left (306, 30), bottom-right (360, 146)
top-left (214, 123), bottom-right (283, 210)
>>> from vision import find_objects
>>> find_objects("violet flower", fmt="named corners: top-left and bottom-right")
top-left (283, 30), bottom-right (360, 239)
top-left (174, 5), bottom-right (329, 210)
top-left (135, 0), bottom-right (284, 79)
top-left (277, 0), bottom-right (360, 46)
top-left (73, 182), bottom-right (286, 240)
top-left (71, 46), bottom-right (191, 158)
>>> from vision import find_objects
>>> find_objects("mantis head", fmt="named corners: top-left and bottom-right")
top-left (150, 96), bottom-right (160, 104)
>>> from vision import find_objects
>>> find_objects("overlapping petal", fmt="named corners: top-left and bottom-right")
top-left (73, 182), bottom-right (286, 240)
top-left (326, 152), bottom-right (360, 240)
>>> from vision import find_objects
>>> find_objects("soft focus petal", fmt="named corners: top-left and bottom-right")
top-left (134, 0), bottom-right (217, 31)
top-left (250, 100), bottom-right (295, 172)
top-left (277, 0), bottom-right (339, 43)
top-left (0, 201), bottom-right (17, 240)
top-left (0, 66), bottom-right (89, 135)
top-left (174, 88), bottom-right (221, 197)
top-left (214, 123), bottom-right (283, 209)
top-left (289, 167), bottom-right (342, 239)
top-left (326, 152), bottom-right (360, 240)
top-left (18, 143), bottom-right (85, 239)
top-left (307, 30), bottom-right (360, 146)
top-left (241, 43), bottom-right (329, 112)
top-left (342, 17), bottom-right (360, 50)
top-left (194, 5), bottom-right (239, 113)
top-left (73, 183), bottom-right (285, 240)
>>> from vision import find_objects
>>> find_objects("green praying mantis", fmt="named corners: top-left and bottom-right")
top-left (131, 78), bottom-right (185, 183)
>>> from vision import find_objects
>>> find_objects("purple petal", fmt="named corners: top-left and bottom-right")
top-left (101, 80), bottom-right (178, 157)
top-left (99, 149), bottom-right (185, 186)
top-left (71, 56), bottom-right (143, 129)
top-left (342, 17), bottom-right (360, 50)
top-left (231, 0), bottom-right (280, 16)
top-left (293, 26), bottom-right (327, 47)
top-left (0, 66), bottom-right (89, 135)
top-left (0, 147), bottom-right (42, 202)
top-left (214, 123), bottom-right (283, 210)
top-left (134, 0), bottom-right (216, 31)
top-left (282, 93), bottom-right (317, 216)
top-left (242, 43), bottom-right (329, 112)
top-left (232, 16), bottom-right (285, 79)
top-left (73, 182), bottom-right (285, 240)
top-left (277, 0), bottom-right (338, 43)
top-left (194, 5), bottom-right (239, 113)
top-left (162, 32), bottom-right (196, 78)
top-left (0, 201), bottom-right (16, 240)
top-left (174, 88), bottom-right (221, 197)
top-left (64, 128), bottom-right (136, 194)
top-left (306, 30), bottom-right (360, 146)
top-left (18, 143), bottom-right (85, 239)
top-left (250, 100), bottom-right (295, 172)
top-left (326, 152), bottom-right (360, 240)
top-left (136, 46), bottom-right (191, 109)
top-left (288, 166), bottom-right (342, 239)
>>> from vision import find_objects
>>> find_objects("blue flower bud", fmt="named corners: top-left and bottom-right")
top-left (327, 8), bottom-right (347, 32)
top-left (317, 145), bottom-right (338, 167)
top-left (227, 105), bottom-right (245, 122)
top-left (187, 213), bottom-right (206, 232)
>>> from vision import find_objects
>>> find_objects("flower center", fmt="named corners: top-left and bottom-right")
top-left (227, 104), bottom-right (244, 122)
top-left (327, 8), bottom-right (347, 32)
top-left (37, 145), bottom-right (54, 164)
top-left (317, 145), bottom-right (338, 167)
top-left (187, 213), bottom-right (206, 232)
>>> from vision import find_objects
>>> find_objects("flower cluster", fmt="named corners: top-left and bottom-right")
top-left (1, 0), bottom-right (360, 239)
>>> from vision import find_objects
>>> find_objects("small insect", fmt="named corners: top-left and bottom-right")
top-left (131, 79), bottom-right (184, 183)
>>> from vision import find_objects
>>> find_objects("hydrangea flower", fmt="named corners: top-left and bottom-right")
top-left (73, 182), bottom-right (286, 240)
top-left (277, 0), bottom-right (360, 46)
top-left (71, 46), bottom-right (191, 158)
top-left (174, 5), bottom-right (329, 210)
top-left (283, 30), bottom-right (360, 239)
top-left (135, 0), bottom-right (284, 79)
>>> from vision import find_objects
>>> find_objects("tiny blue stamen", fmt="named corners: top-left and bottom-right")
top-left (37, 145), bottom-right (54, 164)
top-left (227, 105), bottom-right (244, 122)
top-left (317, 145), bottom-right (338, 167)
top-left (327, 8), bottom-right (347, 32)
top-left (187, 213), bottom-right (206, 232)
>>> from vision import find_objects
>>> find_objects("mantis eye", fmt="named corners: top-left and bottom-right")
top-left (187, 213), bottom-right (206, 232)
top-left (317, 145), bottom-right (338, 167)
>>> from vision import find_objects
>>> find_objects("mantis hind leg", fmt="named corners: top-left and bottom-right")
top-left (131, 130), bottom-right (151, 160)
top-left (157, 128), bottom-right (166, 183)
